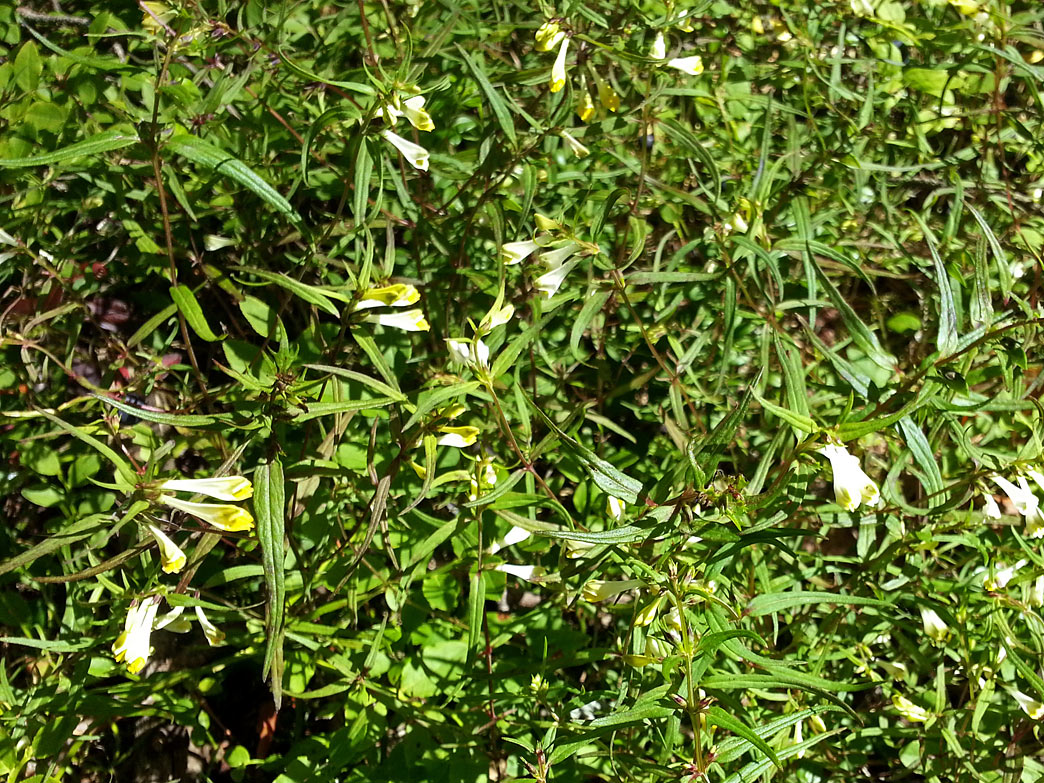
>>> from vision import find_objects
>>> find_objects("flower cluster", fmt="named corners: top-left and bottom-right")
top-left (355, 283), bottom-right (430, 333)
top-left (501, 214), bottom-right (599, 299)
top-left (378, 85), bottom-right (434, 171)
top-left (158, 475), bottom-right (255, 532)
top-left (112, 595), bottom-right (224, 674)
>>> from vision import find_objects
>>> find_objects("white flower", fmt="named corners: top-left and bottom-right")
top-left (473, 339), bottom-right (490, 368)
top-left (501, 240), bottom-right (540, 265)
top-left (818, 443), bottom-right (880, 511)
top-left (155, 604), bottom-right (191, 633)
top-left (159, 495), bottom-right (255, 532)
top-left (112, 598), bottom-right (161, 674)
top-left (606, 496), bottom-right (626, 521)
top-left (479, 302), bottom-right (514, 332)
top-left (982, 560), bottom-right (1026, 591)
top-left (550, 36), bottom-right (570, 93)
top-left (794, 719), bottom-right (805, 758)
top-left (539, 242), bottom-right (580, 269)
top-left (920, 607), bottom-right (949, 643)
top-left (580, 578), bottom-right (644, 603)
top-left (489, 526), bottom-right (532, 554)
top-left (496, 563), bottom-right (546, 582)
top-left (1012, 690), bottom-right (1044, 719)
top-left (446, 339), bottom-right (472, 365)
top-left (436, 426), bottom-right (479, 448)
top-left (157, 476), bottom-right (253, 501)
top-left (1029, 575), bottom-right (1044, 607)
top-left (364, 308), bottom-right (430, 332)
top-left (534, 259), bottom-right (579, 299)
top-left (666, 56), bottom-right (704, 75)
top-left (1027, 468), bottom-right (1044, 495)
top-left (446, 338), bottom-right (489, 369)
top-left (381, 129), bottom-right (429, 171)
top-left (353, 283), bottom-right (421, 310)
top-left (982, 492), bottom-right (1002, 520)
top-left (992, 475), bottom-right (1044, 537)
top-left (195, 606), bottom-right (225, 646)
top-left (146, 524), bottom-right (187, 574)
top-left (402, 95), bottom-right (434, 131)
top-left (892, 694), bottom-right (931, 723)
top-left (559, 130), bottom-right (589, 158)
top-left (650, 31), bottom-right (666, 60)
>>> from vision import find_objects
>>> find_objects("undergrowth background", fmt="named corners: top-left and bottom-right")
top-left (2, 0), bottom-right (1044, 780)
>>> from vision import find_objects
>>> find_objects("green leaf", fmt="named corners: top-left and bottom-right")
top-left (747, 590), bottom-right (889, 616)
top-left (233, 266), bottom-right (339, 317)
top-left (0, 128), bottom-right (137, 168)
top-left (687, 372), bottom-right (761, 488)
top-left (163, 134), bottom-right (304, 229)
top-left (457, 47), bottom-right (517, 147)
top-left (256, 458), bottom-right (287, 710)
top-left (704, 706), bottom-right (781, 768)
top-left (169, 285), bottom-right (221, 342)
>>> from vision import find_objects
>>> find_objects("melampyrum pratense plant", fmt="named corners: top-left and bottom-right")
top-left (1, 0), bottom-right (1044, 780)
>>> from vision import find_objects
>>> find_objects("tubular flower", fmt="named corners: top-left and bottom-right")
top-left (576, 89), bottom-right (595, 122)
top-left (666, 56), bottom-right (704, 75)
top-left (489, 525), bottom-right (531, 554)
top-left (364, 308), bottom-right (430, 332)
top-left (982, 560), bottom-right (1026, 591)
top-left (159, 495), bottom-right (255, 532)
top-left (920, 607), bottom-right (949, 643)
top-left (353, 283), bottom-right (421, 310)
top-left (446, 338), bottom-right (489, 369)
top-left (381, 129), bottom-right (430, 171)
top-left (437, 426), bottom-right (479, 448)
top-left (594, 73), bottom-right (620, 112)
top-left (581, 578), bottom-right (644, 603)
top-left (497, 563), bottom-right (547, 582)
top-left (146, 524), bottom-right (187, 574)
top-left (559, 130), bottom-right (590, 158)
top-left (157, 476), bottom-right (253, 501)
top-left (606, 496), bottom-right (626, 521)
top-left (892, 695), bottom-right (931, 723)
top-left (1012, 690), bottom-right (1044, 719)
top-left (195, 606), bottom-right (225, 646)
top-left (502, 240), bottom-right (540, 265)
top-left (650, 31), bottom-right (666, 60)
top-left (539, 242), bottom-right (581, 268)
top-left (479, 302), bottom-right (514, 332)
top-left (992, 475), bottom-right (1044, 538)
top-left (402, 95), bottom-right (434, 131)
top-left (534, 20), bottom-right (565, 52)
top-left (818, 443), bottom-right (880, 511)
top-left (534, 259), bottom-right (579, 299)
top-left (550, 36), bottom-right (570, 93)
top-left (112, 598), bottom-right (161, 674)
top-left (982, 492), bottom-right (1002, 520)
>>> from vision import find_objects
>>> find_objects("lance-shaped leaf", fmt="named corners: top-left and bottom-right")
top-left (255, 459), bottom-right (286, 710)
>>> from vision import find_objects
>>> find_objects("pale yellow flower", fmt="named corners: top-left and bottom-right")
top-left (364, 308), bottom-right (430, 332)
top-left (920, 607), bottom-right (949, 643)
top-left (158, 476), bottom-right (253, 501)
top-left (581, 578), bottom-right (644, 603)
top-left (437, 425), bottom-right (479, 448)
top-left (353, 283), bottom-right (421, 310)
top-left (606, 496), bottom-right (626, 521)
top-left (892, 694), bottom-right (931, 722)
top-left (502, 240), bottom-right (540, 265)
top-left (818, 443), bottom-right (880, 511)
top-left (559, 130), bottom-right (589, 158)
top-left (534, 20), bottom-right (565, 52)
top-left (666, 56), bottom-right (704, 75)
top-left (159, 495), bottom-right (255, 532)
top-left (550, 36), bottom-right (570, 93)
top-left (650, 31), bottom-right (666, 60)
top-left (146, 524), bottom-right (187, 574)
top-left (381, 130), bottom-right (430, 171)
top-left (112, 598), bottom-right (160, 674)
top-left (576, 90), bottom-right (595, 122)
top-left (1012, 690), bottom-right (1044, 719)
top-left (195, 606), bottom-right (225, 646)
top-left (402, 95), bottom-right (434, 131)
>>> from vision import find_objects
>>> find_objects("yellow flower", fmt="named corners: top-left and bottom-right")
top-left (159, 495), bottom-right (255, 532)
top-left (158, 476), bottom-right (253, 501)
top-left (353, 283), bottom-right (421, 311)
top-left (381, 130), bottom-right (430, 171)
top-left (594, 73), bottom-right (620, 112)
top-left (666, 56), bottom-right (704, 76)
top-left (576, 89), bottom-right (595, 122)
top-left (146, 524), bottom-right (187, 574)
top-left (364, 308), bottom-right (430, 332)
top-left (1013, 690), bottom-right (1044, 719)
top-left (550, 36), bottom-right (570, 93)
top-left (606, 496), bottom-right (626, 521)
top-left (195, 606), bottom-right (225, 646)
top-left (403, 95), bottom-right (434, 132)
top-left (892, 694), bottom-right (931, 723)
top-left (436, 426), bottom-right (479, 448)
top-left (112, 598), bottom-right (160, 674)
top-left (535, 20), bottom-right (565, 52)
top-left (580, 578), bottom-right (644, 603)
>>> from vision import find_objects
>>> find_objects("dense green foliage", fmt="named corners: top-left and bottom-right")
top-left (2, 0), bottom-right (1044, 780)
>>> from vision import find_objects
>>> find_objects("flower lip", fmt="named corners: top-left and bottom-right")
top-left (159, 495), bottom-right (255, 532)
top-left (158, 475), bottom-right (253, 501)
